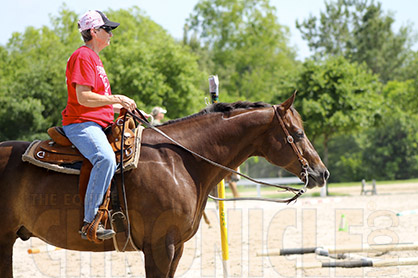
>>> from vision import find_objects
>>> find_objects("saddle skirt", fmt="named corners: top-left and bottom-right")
top-left (22, 114), bottom-right (144, 175)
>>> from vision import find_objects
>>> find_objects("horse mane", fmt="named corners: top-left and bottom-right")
top-left (161, 101), bottom-right (272, 126)
top-left (201, 101), bottom-right (271, 113)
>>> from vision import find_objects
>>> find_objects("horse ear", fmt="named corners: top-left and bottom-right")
top-left (280, 91), bottom-right (297, 111)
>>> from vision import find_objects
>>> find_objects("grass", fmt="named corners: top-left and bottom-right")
top-left (327, 178), bottom-right (418, 188)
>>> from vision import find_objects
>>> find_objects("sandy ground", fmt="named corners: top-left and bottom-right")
top-left (12, 182), bottom-right (418, 277)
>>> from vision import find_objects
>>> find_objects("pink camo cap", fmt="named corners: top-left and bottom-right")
top-left (78, 10), bottom-right (120, 32)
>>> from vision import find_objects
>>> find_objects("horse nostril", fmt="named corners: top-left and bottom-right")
top-left (323, 170), bottom-right (330, 180)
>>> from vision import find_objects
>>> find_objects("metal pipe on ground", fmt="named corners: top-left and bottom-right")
top-left (257, 242), bottom-right (418, 257)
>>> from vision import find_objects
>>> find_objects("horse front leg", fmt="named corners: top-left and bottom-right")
top-left (143, 241), bottom-right (175, 278)
top-left (143, 239), bottom-right (185, 278)
top-left (168, 243), bottom-right (184, 278)
top-left (0, 233), bottom-right (17, 278)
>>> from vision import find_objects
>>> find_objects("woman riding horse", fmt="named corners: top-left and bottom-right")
top-left (0, 94), bottom-right (329, 278)
top-left (62, 10), bottom-right (137, 240)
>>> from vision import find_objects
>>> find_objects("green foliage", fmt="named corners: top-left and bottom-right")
top-left (364, 80), bottom-right (418, 180)
top-left (0, 6), bottom-right (79, 141)
top-left (0, 94), bottom-right (48, 141)
top-left (273, 55), bottom-right (384, 182)
top-left (293, 0), bottom-right (418, 182)
top-left (291, 56), bottom-right (382, 141)
top-left (398, 51), bottom-right (418, 82)
top-left (297, 0), bottom-right (414, 83)
top-left (185, 0), bottom-right (298, 103)
top-left (326, 80), bottom-right (418, 182)
top-left (361, 114), bottom-right (418, 180)
top-left (325, 134), bottom-right (366, 182)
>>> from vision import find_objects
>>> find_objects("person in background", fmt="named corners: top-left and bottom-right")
top-left (61, 10), bottom-right (137, 241)
top-left (151, 106), bottom-right (167, 125)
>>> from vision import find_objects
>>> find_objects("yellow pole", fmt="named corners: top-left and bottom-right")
top-left (217, 180), bottom-right (229, 262)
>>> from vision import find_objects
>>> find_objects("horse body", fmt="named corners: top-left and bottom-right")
top-left (0, 96), bottom-right (329, 277)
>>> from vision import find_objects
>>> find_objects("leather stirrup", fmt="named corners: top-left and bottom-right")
top-left (85, 183), bottom-right (112, 243)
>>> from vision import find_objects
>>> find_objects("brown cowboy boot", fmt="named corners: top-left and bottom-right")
top-left (80, 222), bottom-right (115, 240)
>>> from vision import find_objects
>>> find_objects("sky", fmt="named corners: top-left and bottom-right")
top-left (2, 0), bottom-right (418, 60)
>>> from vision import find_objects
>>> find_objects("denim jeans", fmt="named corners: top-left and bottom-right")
top-left (63, 122), bottom-right (116, 223)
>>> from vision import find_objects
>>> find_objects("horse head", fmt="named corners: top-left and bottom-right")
top-left (261, 92), bottom-right (329, 188)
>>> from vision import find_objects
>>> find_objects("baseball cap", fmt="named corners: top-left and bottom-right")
top-left (151, 107), bottom-right (167, 116)
top-left (78, 10), bottom-right (120, 32)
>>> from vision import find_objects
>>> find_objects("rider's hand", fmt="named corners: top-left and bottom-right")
top-left (114, 95), bottom-right (137, 112)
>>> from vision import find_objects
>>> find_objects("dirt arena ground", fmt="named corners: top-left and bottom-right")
top-left (13, 182), bottom-right (418, 277)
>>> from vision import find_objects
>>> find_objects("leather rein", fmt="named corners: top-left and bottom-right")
top-left (127, 105), bottom-right (309, 204)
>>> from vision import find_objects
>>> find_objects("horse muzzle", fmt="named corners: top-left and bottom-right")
top-left (305, 167), bottom-right (330, 189)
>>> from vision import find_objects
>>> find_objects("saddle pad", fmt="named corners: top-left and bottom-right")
top-left (22, 126), bottom-right (144, 175)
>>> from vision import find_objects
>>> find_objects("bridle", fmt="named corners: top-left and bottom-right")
top-left (127, 105), bottom-right (309, 204)
top-left (273, 104), bottom-right (310, 189)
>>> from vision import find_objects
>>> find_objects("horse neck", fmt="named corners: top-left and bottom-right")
top-left (163, 108), bottom-right (274, 182)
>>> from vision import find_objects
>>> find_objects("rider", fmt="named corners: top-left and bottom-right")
top-left (61, 10), bottom-right (137, 240)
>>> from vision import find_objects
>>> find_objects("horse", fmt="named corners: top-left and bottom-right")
top-left (0, 93), bottom-right (329, 278)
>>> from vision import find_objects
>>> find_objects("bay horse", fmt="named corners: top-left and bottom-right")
top-left (0, 93), bottom-right (329, 278)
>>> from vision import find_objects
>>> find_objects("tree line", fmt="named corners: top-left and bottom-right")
top-left (1, 0), bottom-right (417, 183)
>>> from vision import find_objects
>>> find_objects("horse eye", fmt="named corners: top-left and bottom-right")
top-left (295, 130), bottom-right (304, 139)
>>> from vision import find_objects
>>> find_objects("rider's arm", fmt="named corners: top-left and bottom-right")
top-left (76, 84), bottom-right (136, 111)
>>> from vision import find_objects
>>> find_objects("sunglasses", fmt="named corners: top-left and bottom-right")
top-left (100, 26), bottom-right (113, 34)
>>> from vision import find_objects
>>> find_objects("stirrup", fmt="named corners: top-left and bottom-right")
top-left (80, 221), bottom-right (115, 242)
top-left (82, 207), bottom-right (114, 243)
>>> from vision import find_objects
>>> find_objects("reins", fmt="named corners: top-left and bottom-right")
top-left (117, 112), bottom-right (133, 251)
top-left (124, 106), bottom-right (308, 204)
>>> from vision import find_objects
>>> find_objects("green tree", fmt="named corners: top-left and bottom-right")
top-left (289, 56), bottom-right (382, 175)
top-left (361, 114), bottom-right (418, 180)
top-left (391, 49), bottom-right (418, 130)
top-left (296, 0), bottom-right (413, 83)
top-left (360, 80), bottom-right (418, 180)
top-left (312, 71), bottom-right (418, 183)
top-left (0, 6), bottom-right (79, 140)
top-left (326, 134), bottom-right (366, 182)
top-left (398, 50), bottom-right (418, 87)
top-left (185, 0), bottom-right (298, 103)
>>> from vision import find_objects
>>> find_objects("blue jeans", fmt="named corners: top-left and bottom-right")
top-left (63, 122), bottom-right (116, 223)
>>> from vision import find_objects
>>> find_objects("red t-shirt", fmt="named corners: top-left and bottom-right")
top-left (62, 46), bottom-right (114, 128)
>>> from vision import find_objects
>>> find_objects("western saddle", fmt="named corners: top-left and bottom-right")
top-left (29, 110), bottom-right (139, 243)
